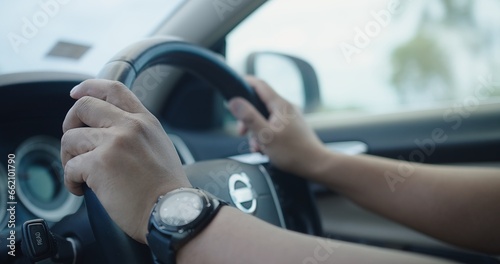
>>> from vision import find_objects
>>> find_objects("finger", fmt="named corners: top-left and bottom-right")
top-left (236, 121), bottom-right (248, 136)
top-left (71, 79), bottom-right (147, 114)
top-left (248, 134), bottom-right (262, 153)
top-left (64, 152), bottom-right (93, 196)
top-left (61, 127), bottom-right (103, 167)
top-left (244, 76), bottom-right (282, 108)
top-left (62, 96), bottom-right (126, 133)
top-left (228, 98), bottom-right (269, 133)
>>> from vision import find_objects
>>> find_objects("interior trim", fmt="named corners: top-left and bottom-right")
top-left (229, 152), bottom-right (269, 164)
top-left (229, 141), bottom-right (368, 164)
top-left (155, 0), bottom-right (266, 47)
top-left (0, 72), bottom-right (92, 87)
top-left (317, 195), bottom-right (459, 250)
top-left (169, 134), bottom-right (196, 164)
top-left (259, 165), bottom-right (287, 229)
top-left (325, 141), bottom-right (368, 155)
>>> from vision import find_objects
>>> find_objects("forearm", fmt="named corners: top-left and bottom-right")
top-left (178, 206), bottom-right (455, 264)
top-left (311, 150), bottom-right (500, 253)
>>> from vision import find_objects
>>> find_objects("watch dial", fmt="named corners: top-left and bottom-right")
top-left (159, 191), bottom-right (204, 227)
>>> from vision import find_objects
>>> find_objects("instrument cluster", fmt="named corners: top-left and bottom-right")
top-left (0, 136), bottom-right (83, 232)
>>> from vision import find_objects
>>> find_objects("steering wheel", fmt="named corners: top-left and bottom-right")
top-left (85, 37), bottom-right (321, 264)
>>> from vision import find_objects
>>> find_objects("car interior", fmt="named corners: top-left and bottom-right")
top-left (1, 0), bottom-right (499, 263)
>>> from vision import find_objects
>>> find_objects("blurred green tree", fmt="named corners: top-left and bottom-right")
top-left (389, 0), bottom-right (496, 103)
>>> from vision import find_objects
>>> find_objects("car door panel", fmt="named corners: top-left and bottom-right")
top-left (313, 102), bottom-right (500, 261)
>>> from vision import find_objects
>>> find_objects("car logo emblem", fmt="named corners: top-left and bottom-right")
top-left (228, 173), bottom-right (257, 214)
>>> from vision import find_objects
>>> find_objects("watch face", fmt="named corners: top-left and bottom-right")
top-left (158, 191), bottom-right (204, 227)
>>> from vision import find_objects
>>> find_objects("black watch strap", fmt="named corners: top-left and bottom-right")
top-left (148, 229), bottom-right (175, 264)
top-left (147, 189), bottom-right (228, 264)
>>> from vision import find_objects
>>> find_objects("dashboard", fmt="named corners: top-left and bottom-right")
top-left (2, 71), bottom-right (499, 264)
top-left (0, 72), bottom-right (322, 264)
top-left (0, 72), bottom-right (90, 242)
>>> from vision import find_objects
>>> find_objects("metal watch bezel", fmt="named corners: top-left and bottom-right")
top-left (150, 188), bottom-right (214, 235)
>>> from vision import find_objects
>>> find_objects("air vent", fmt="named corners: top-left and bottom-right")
top-left (46, 41), bottom-right (91, 60)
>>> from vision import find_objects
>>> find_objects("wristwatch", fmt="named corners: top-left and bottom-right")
top-left (147, 187), bottom-right (228, 264)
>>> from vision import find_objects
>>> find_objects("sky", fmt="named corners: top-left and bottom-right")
top-left (226, 0), bottom-right (500, 114)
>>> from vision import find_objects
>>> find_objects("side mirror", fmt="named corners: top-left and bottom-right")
top-left (245, 52), bottom-right (321, 113)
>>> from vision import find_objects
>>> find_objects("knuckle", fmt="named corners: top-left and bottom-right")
top-left (60, 131), bottom-right (71, 148)
top-left (63, 167), bottom-right (72, 183)
top-left (85, 128), bottom-right (105, 145)
top-left (110, 117), bottom-right (146, 149)
top-left (110, 81), bottom-right (138, 107)
top-left (241, 115), bottom-right (255, 126)
top-left (60, 143), bottom-right (72, 164)
top-left (242, 116), bottom-right (254, 125)
top-left (109, 81), bottom-right (128, 93)
top-left (98, 146), bottom-right (124, 175)
top-left (75, 96), bottom-right (93, 114)
top-left (127, 116), bottom-right (148, 134)
top-left (64, 159), bottom-right (76, 179)
top-left (99, 146), bottom-right (116, 165)
top-left (109, 132), bottom-right (130, 152)
top-left (275, 99), bottom-right (294, 114)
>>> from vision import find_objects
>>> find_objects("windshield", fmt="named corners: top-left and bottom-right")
top-left (0, 0), bottom-right (185, 76)
top-left (227, 0), bottom-right (500, 116)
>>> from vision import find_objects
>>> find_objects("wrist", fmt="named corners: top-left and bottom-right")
top-left (306, 146), bottom-right (342, 182)
top-left (176, 206), bottom-right (230, 263)
top-left (279, 145), bottom-right (333, 181)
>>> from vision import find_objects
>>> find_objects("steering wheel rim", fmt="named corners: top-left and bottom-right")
top-left (85, 38), bottom-right (271, 264)
top-left (98, 36), bottom-right (269, 118)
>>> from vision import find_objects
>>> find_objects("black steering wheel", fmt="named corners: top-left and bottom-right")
top-left (85, 37), bottom-right (321, 264)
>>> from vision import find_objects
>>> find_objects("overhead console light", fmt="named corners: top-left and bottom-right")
top-left (46, 40), bottom-right (91, 60)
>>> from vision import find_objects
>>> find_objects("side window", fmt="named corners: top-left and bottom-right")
top-left (227, 0), bottom-right (500, 117)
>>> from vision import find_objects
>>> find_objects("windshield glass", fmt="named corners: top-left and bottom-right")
top-left (0, 0), bottom-right (185, 76)
top-left (227, 0), bottom-right (500, 116)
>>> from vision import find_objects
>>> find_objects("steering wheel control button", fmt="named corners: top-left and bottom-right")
top-left (22, 219), bottom-right (56, 262)
top-left (229, 172), bottom-right (257, 214)
top-left (185, 160), bottom-right (285, 228)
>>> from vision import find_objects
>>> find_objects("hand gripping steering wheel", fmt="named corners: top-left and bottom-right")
top-left (85, 37), bottom-right (322, 264)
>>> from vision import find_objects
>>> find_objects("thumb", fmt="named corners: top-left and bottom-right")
top-left (228, 98), bottom-right (268, 133)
